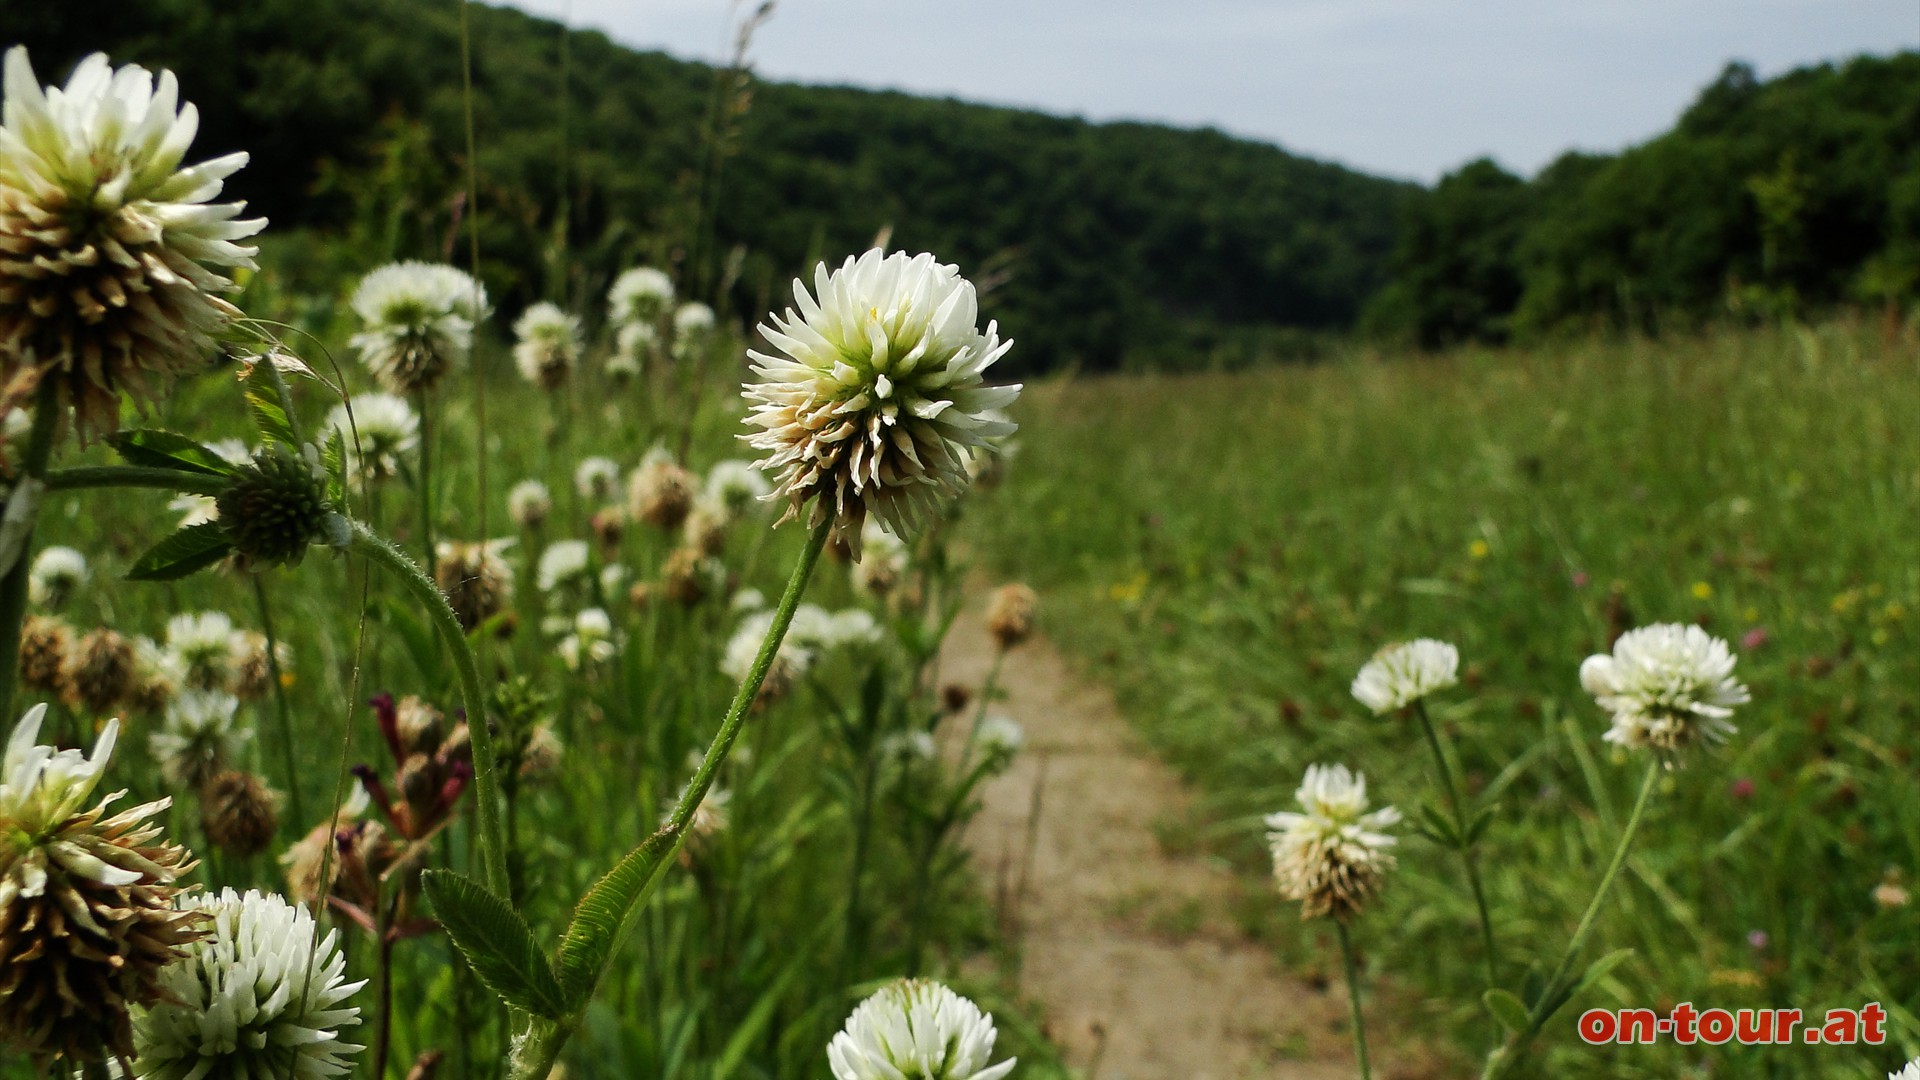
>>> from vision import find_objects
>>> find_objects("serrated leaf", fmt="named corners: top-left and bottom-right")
top-left (107, 430), bottom-right (241, 477)
top-left (128, 522), bottom-right (232, 581)
top-left (243, 360), bottom-right (299, 449)
top-left (420, 869), bottom-right (569, 1018)
top-left (1484, 988), bottom-right (1531, 1033)
top-left (322, 426), bottom-right (348, 506)
top-left (553, 830), bottom-right (677, 1006)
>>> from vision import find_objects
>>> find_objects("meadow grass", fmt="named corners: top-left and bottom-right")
top-left (971, 317), bottom-right (1920, 1077)
top-left (1, 287), bottom-right (1061, 1077)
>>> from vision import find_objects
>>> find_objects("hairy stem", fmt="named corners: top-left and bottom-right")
top-left (1414, 700), bottom-right (1499, 985)
top-left (348, 521), bottom-right (509, 895)
top-left (1483, 761), bottom-right (1660, 1079)
top-left (508, 518), bottom-right (832, 1080)
top-left (0, 379), bottom-right (61, 720)
top-left (1337, 920), bottom-right (1373, 1080)
top-left (252, 575), bottom-right (305, 830)
top-left (43, 465), bottom-right (229, 496)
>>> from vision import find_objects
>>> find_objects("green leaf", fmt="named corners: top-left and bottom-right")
top-left (127, 523), bottom-right (233, 581)
top-left (420, 870), bottom-right (569, 1018)
top-left (553, 830), bottom-right (678, 1006)
top-left (1483, 988), bottom-right (1532, 1033)
top-left (322, 425), bottom-right (348, 506)
top-left (1568, 947), bottom-right (1635, 1001)
top-left (106, 430), bottom-right (240, 477)
top-left (1414, 801), bottom-right (1459, 847)
top-left (243, 360), bottom-right (299, 449)
top-left (1465, 804), bottom-right (1499, 845)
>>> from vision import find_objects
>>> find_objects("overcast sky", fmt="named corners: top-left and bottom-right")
top-left (504, 0), bottom-right (1916, 183)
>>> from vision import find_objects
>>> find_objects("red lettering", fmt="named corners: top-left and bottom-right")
top-left (1579, 1009), bottom-right (1618, 1044)
top-left (1671, 1002), bottom-right (1699, 1044)
top-left (1618, 1008), bottom-right (1656, 1044)
top-left (1735, 1008), bottom-right (1770, 1044)
top-left (1863, 1002), bottom-right (1887, 1044)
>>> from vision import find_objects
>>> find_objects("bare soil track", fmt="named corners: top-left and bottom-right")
top-left (942, 590), bottom-right (1430, 1079)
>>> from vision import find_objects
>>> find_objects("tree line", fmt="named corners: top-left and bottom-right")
top-left (9, 2), bottom-right (1916, 366)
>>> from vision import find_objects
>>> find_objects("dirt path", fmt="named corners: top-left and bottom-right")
top-left (941, 591), bottom-right (1380, 1080)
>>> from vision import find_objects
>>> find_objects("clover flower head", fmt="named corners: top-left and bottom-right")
top-left (0, 48), bottom-right (265, 440)
top-left (507, 478), bottom-right (552, 529)
top-left (1581, 623), bottom-right (1749, 763)
top-left (348, 261), bottom-right (487, 393)
top-left (512, 301), bottom-right (581, 390)
top-left (742, 249), bottom-right (1019, 552)
top-left (827, 979), bottom-right (1015, 1080)
top-left (132, 887), bottom-right (365, 1080)
top-left (327, 392), bottom-right (419, 482)
top-left (0, 704), bottom-right (200, 1063)
top-left (536, 539), bottom-right (592, 594)
top-left (1265, 763), bottom-right (1400, 921)
top-left (607, 266), bottom-right (674, 326)
top-left (1351, 638), bottom-right (1460, 714)
top-left (27, 545), bottom-right (87, 608)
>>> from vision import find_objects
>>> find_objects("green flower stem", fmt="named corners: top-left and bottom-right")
top-left (348, 521), bottom-right (509, 896)
top-left (413, 388), bottom-right (437, 582)
top-left (251, 575), bottom-right (305, 830)
top-left (0, 379), bottom-right (62, 720)
top-left (1482, 761), bottom-right (1660, 1079)
top-left (43, 465), bottom-right (229, 496)
top-left (1414, 699), bottom-right (1499, 986)
top-left (1337, 920), bottom-right (1373, 1080)
top-left (508, 518), bottom-right (832, 1080)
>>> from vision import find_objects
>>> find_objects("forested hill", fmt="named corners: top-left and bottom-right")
top-left (7, 0), bottom-right (1415, 372)
top-left (1363, 53), bottom-right (1920, 348)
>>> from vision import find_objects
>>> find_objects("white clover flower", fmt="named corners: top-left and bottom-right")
top-left (607, 266), bottom-right (674, 326)
top-left (976, 714), bottom-right (1025, 759)
top-left (720, 607), bottom-right (815, 683)
top-left (1, 702), bottom-right (117, 826)
top-left (0, 48), bottom-right (264, 441)
top-left (608, 321), bottom-right (655, 379)
top-left (0, 705), bottom-right (198, 1063)
top-left (1890, 1058), bottom-right (1920, 1080)
top-left (743, 249), bottom-right (1020, 551)
top-left (574, 456), bottom-right (621, 501)
top-left (673, 301), bottom-right (716, 336)
top-left (827, 979), bottom-right (1015, 1080)
top-left (852, 520), bottom-right (908, 597)
top-left (1350, 639), bottom-right (1460, 714)
top-left (507, 478), bottom-right (553, 529)
top-left (27, 545), bottom-right (86, 608)
top-left (348, 261), bottom-right (487, 394)
top-left (880, 730), bottom-right (939, 766)
top-left (327, 392), bottom-right (419, 482)
top-left (512, 301), bottom-right (582, 389)
top-left (1266, 764), bottom-right (1401, 921)
top-left (165, 610), bottom-right (235, 688)
top-left (536, 539), bottom-right (592, 594)
top-left (1581, 623), bottom-right (1750, 762)
top-left (150, 688), bottom-right (247, 789)
top-left (133, 887), bottom-right (366, 1080)
top-left (599, 562), bottom-right (629, 596)
top-left (557, 607), bottom-right (617, 670)
top-left (731, 588), bottom-right (767, 614)
top-left (821, 609), bottom-right (882, 650)
top-left (705, 459), bottom-right (771, 516)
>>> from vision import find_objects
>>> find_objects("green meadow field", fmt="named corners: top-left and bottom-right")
top-left (972, 319), bottom-right (1920, 1077)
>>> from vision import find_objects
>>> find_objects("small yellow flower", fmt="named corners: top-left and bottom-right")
top-left (1691, 581), bottom-right (1713, 600)
top-left (1468, 539), bottom-right (1490, 560)
top-left (1832, 589), bottom-right (1862, 615)
top-left (1108, 573), bottom-right (1147, 604)
top-left (1743, 606), bottom-right (1761, 623)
